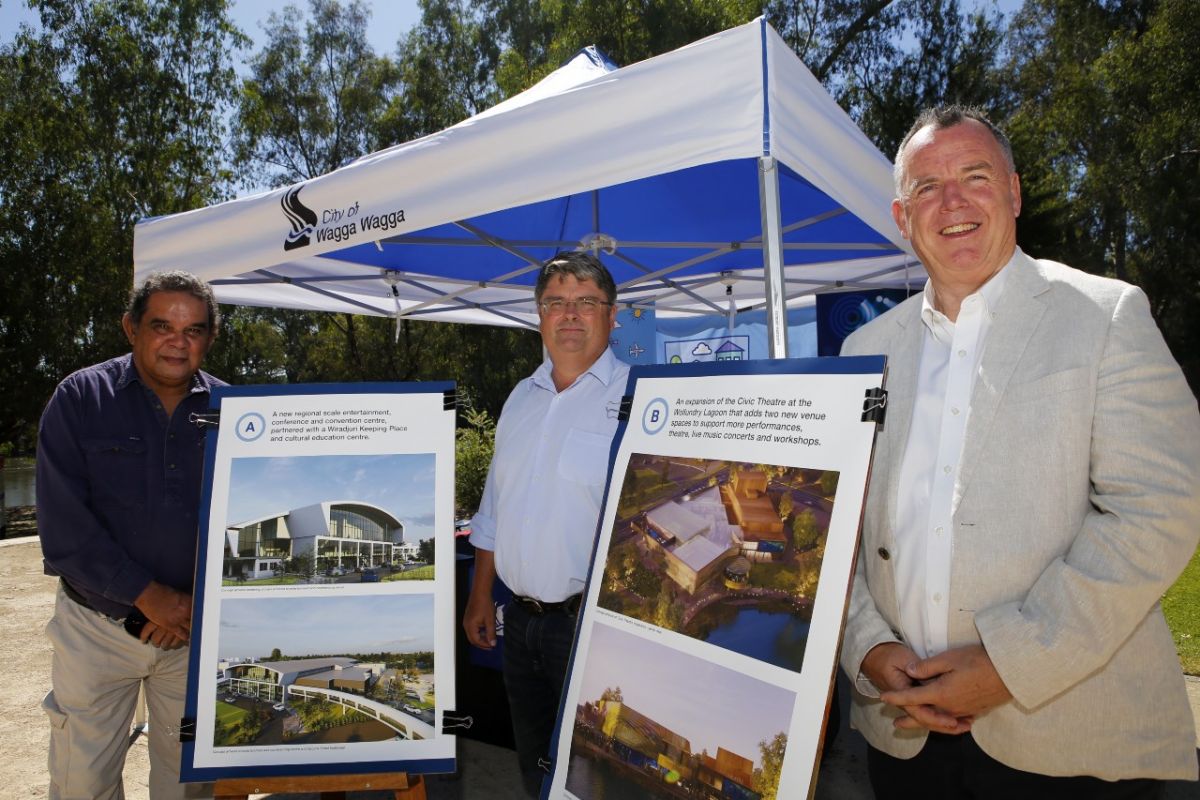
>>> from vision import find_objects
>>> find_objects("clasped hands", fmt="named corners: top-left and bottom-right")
top-left (132, 580), bottom-right (193, 650)
top-left (861, 642), bottom-right (1012, 734)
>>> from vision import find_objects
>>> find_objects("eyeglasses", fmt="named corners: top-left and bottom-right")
top-left (538, 297), bottom-right (613, 316)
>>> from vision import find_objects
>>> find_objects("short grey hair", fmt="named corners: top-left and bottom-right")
top-left (894, 105), bottom-right (1015, 195)
top-left (534, 251), bottom-right (618, 305)
top-left (127, 270), bottom-right (220, 334)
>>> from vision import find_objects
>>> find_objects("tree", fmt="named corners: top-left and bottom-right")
top-left (752, 730), bottom-right (788, 800)
top-left (270, 647), bottom-right (283, 660)
top-left (234, 0), bottom-right (399, 188)
top-left (0, 0), bottom-right (244, 451)
top-left (1003, 0), bottom-right (1200, 389)
top-left (777, 491), bottom-right (794, 522)
top-left (818, 470), bottom-right (839, 498)
top-left (455, 407), bottom-right (496, 516)
top-left (417, 537), bottom-right (435, 564)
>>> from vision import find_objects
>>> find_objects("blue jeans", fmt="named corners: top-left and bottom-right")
top-left (501, 600), bottom-right (578, 798)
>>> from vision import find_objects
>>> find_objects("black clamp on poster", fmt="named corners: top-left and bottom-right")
top-left (178, 717), bottom-right (196, 744)
top-left (616, 395), bottom-right (634, 421)
top-left (443, 388), bottom-right (457, 411)
top-left (861, 388), bottom-right (888, 424)
top-left (440, 713), bottom-right (474, 733)
top-left (189, 411), bottom-right (221, 428)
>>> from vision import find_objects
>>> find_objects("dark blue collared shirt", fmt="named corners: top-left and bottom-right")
top-left (36, 353), bottom-right (225, 618)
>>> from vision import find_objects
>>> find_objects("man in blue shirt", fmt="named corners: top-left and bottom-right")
top-left (464, 252), bottom-right (628, 797)
top-left (37, 270), bottom-right (225, 799)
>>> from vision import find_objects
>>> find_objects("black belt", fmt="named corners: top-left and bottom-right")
top-left (60, 578), bottom-right (96, 610)
top-left (511, 594), bottom-right (582, 615)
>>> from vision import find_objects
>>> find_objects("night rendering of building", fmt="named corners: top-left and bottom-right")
top-left (224, 501), bottom-right (418, 580)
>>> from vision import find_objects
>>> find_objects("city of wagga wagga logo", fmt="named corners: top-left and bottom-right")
top-left (281, 186), bottom-right (317, 251)
top-left (281, 186), bottom-right (406, 251)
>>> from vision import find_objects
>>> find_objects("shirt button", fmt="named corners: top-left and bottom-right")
top-left (877, 547), bottom-right (891, 560)
top-left (168, 464), bottom-right (176, 470)
top-left (957, 349), bottom-right (967, 358)
top-left (943, 465), bottom-right (952, 474)
top-left (934, 526), bottom-right (943, 535)
top-left (933, 593), bottom-right (942, 603)
top-left (950, 407), bottom-right (960, 416)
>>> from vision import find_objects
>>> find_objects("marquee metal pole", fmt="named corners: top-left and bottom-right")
top-left (758, 156), bottom-right (789, 358)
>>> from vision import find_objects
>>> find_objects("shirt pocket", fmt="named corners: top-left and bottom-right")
top-left (557, 428), bottom-right (613, 488)
top-left (80, 436), bottom-right (147, 509)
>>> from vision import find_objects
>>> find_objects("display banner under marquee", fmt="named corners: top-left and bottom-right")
top-left (182, 382), bottom-right (457, 781)
top-left (543, 356), bottom-right (885, 800)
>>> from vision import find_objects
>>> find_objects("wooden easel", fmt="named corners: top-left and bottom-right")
top-left (213, 772), bottom-right (426, 799)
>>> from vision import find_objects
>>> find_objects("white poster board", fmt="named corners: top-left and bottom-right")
top-left (546, 356), bottom-right (884, 800)
top-left (182, 382), bottom-right (457, 780)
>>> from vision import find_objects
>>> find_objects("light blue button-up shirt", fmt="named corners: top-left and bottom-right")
top-left (469, 348), bottom-right (629, 601)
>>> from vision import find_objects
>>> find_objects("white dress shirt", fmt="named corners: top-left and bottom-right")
top-left (894, 254), bottom-right (1014, 657)
top-left (469, 348), bottom-right (629, 601)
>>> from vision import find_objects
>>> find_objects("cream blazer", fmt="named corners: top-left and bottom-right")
top-left (840, 250), bottom-right (1200, 780)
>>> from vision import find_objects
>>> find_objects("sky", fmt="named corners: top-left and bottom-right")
top-left (0, 0), bottom-right (422, 69)
top-left (226, 453), bottom-right (436, 541)
top-left (219, 593), bottom-right (434, 658)
top-left (578, 623), bottom-right (795, 768)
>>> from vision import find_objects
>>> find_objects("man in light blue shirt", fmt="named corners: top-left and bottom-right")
top-left (464, 251), bottom-right (628, 797)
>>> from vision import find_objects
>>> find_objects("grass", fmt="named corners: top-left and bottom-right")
top-left (220, 575), bottom-right (302, 587)
top-left (1163, 545), bottom-right (1200, 675)
top-left (215, 701), bottom-right (249, 727)
top-left (387, 565), bottom-right (435, 581)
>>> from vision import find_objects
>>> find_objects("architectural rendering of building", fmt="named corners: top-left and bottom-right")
top-left (575, 698), bottom-right (761, 800)
top-left (640, 472), bottom-right (785, 595)
top-left (225, 656), bottom-right (378, 702)
top-left (225, 501), bottom-right (416, 579)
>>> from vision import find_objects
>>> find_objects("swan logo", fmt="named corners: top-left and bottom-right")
top-left (281, 186), bottom-right (318, 251)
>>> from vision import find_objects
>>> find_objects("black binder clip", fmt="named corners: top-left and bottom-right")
top-left (615, 395), bottom-right (634, 421)
top-left (441, 713), bottom-right (474, 733)
top-left (189, 411), bottom-right (220, 428)
top-left (862, 388), bottom-right (888, 424)
top-left (178, 716), bottom-right (196, 743)
top-left (443, 388), bottom-right (458, 411)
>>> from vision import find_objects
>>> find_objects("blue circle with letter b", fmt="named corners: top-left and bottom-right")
top-left (642, 398), bottom-right (669, 435)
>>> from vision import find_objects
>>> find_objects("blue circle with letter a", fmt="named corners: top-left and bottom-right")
top-left (642, 397), bottom-right (669, 435)
top-left (235, 412), bottom-right (266, 442)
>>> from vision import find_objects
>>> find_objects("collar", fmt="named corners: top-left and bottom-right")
top-left (114, 352), bottom-right (216, 397)
top-left (920, 249), bottom-right (1017, 343)
top-left (531, 347), bottom-right (619, 393)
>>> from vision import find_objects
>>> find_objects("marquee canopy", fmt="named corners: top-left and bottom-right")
top-left (134, 18), bottom-right (922, 356)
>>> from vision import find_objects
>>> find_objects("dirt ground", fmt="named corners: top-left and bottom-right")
top-left (0, 536), bottom-right (158, 799)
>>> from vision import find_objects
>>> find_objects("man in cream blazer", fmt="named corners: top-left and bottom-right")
top-left (840, 106), bottom-right (1200, 797)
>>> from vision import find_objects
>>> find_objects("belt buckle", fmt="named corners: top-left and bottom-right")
top-left (521, 596), bottom-right (544, 614)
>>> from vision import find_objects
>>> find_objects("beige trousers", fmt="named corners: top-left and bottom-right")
top-left (42, 586), bottom-right (209, 800)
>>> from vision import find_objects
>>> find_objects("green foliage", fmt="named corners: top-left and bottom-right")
top-left (416, 538), bottom-right (435, 564)
top-left (234, 0), bottom-right (400, 187)
top-left (0, 0), bottom-right (245, 452)
top-left (1003, 0), bottom-right (1200, 390)
top-left (818, 470), bottom-right (839, 499)
top-left (455, 407), bottom-right (496, 516)
top-left (752, 731), bottom-right (788, 800)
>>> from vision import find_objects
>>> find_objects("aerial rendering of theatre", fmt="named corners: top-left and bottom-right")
top-left (640, 469), bottom-right (787, 595)
top-left (224, 501), bottom-right (418, 580)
